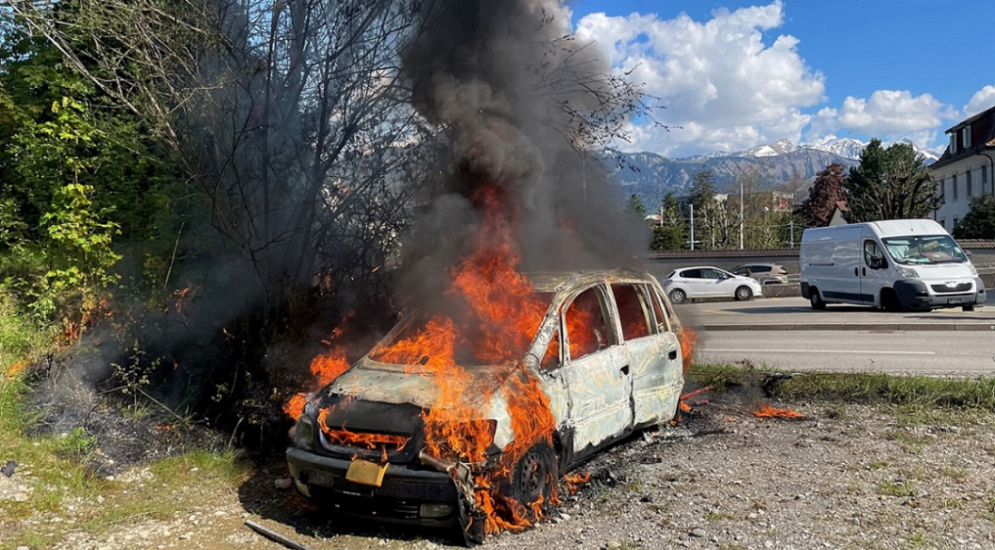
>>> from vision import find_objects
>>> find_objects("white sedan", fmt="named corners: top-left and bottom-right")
top-left (662, 266), bottom-right (763, 304)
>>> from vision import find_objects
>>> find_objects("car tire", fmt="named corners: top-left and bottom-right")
top-left (508, 443), bottom-right (558, 522)
top-left (810, 290), bottom-right (827, 310)
top-left (669, 289), bottom-right (687, 304)
top-left (881, 289), bottom-right (901, 312)
top-left (734, 286), bottom-right (753, 301)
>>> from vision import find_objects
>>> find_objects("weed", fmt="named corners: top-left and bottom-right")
top-left (868, 460), bottom-right (889, 471)
top-left (877, 479), bottom-right (917, 498)
top-left (887, 430), bottom-right (930, 453)
top-left (905, 531), bottom-right (929, 548)
top-left (941, 467), bottom-right (968, 481)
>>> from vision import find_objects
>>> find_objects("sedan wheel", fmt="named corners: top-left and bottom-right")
top-left (734, 286), bottom-right (753, 301)
top-left (669, 289), bottom-right (687, 304)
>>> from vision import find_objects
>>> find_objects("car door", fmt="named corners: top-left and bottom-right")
top-left (553, 285), bottom-right (633, 458)
top-left (610, 283), bottom-right (682, 427)
top-left (703, 268), bottom-right (734, 298)
top-left (678, 268), bottom-right (706, 298)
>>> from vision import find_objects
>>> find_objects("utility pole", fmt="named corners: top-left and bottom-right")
top-left (790, 220), bottom-right (794, 248)
top-left (689, 203), bottom-right (695, 251)
top-left (739, 179), bottom-right (744, 250)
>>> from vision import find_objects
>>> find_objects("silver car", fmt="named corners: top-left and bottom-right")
top-left (732, 263), bottom-right (789, 285)
top-left (286, 269), bottom-right (686, 543)
top-left (663, 265), bottom-right (764, 304)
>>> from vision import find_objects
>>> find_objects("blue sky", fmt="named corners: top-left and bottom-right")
top-left (566, 0), bottom-right (995, 157)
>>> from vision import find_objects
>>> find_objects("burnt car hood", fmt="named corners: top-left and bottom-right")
top-left (317, 357), bottom-right (519, 450)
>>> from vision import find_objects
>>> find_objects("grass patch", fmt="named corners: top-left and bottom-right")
top-left (688, 364), bottom-right (995, 410)
top-left (877, 479), bottom-right (917, 498)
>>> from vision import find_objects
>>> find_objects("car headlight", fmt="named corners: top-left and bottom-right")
top-left (293, 415), bottom-right (316, 451)
top-left (897, 266), bottom-right (919, 278)
top-left (968, 264), bottom-right (979, 277)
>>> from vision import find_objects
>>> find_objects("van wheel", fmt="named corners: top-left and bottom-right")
top-left (734, 286), bottom-right (753, 301)
top-left (810, 290), bottom-right (826, 310)
top-left (963, 304), bottom-right (975, 312)
top-left (669, 289), bottom-right (687, 304)
top-left (881, 289), bottom-right (901, 311)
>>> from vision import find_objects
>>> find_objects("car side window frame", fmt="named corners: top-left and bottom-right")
top-left (610, 283), bottom-right (654, 342)
top-left (561, 284), bottom-right (616, 363)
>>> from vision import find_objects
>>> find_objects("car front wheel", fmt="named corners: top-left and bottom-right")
top-left (509, 443), bottom-right (557, 522)
top-left (734, 286), bottom-right (753, 301)
top-left (669, 289), bottom-right (687, 304)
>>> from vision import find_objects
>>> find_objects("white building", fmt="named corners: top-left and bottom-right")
top-left (930, 104), bottom-right (995, 232)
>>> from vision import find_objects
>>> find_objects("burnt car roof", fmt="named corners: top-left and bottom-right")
top-left (525, 268), bottom-right (662, 293)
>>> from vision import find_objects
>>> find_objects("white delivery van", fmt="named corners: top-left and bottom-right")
top-left (800, 219), bottom-right (986, 311)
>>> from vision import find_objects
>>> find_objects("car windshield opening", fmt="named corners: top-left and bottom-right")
top-left (882, 235), bottom-right (969, 265)
top-left (369, 292), bottom-right (555, 367)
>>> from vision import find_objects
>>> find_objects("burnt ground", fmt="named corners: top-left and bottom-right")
top-left (6, 389), bottom-right (995, 550)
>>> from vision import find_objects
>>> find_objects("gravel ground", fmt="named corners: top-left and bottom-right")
top-left (7, 395), bottom-right (995, 550)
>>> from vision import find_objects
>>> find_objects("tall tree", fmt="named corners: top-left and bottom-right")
top-left (625, 193), bottom-right (647, 219)
top-left (846, 139), bottom-right (938, 222)
top-left (688, 166), bottom-right (719, 249)
top-left (796, 163), bottom-right (848, 228)
top-left (953, 195), bottom-right (995, 239)
top-left (651, 192), bottom-right (687, 251)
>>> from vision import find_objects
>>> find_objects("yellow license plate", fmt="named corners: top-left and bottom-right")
top-left (345, 460), bottom-right (389, 487)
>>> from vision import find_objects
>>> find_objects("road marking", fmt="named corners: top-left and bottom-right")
top-left (702, 309), bottom-right (735, 315)
top-left (705, 348), bottom-right (935, 356)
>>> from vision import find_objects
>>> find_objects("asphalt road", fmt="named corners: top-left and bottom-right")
top-left (677, 297), bottom-right (995, 376)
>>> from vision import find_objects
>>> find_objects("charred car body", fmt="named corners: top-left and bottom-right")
top-left (286, 269), bottom-right (685, 542)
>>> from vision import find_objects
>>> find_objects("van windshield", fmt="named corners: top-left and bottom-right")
top-left (882, 235), bottom-right (968, 265)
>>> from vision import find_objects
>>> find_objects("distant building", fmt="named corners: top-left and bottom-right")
top-left (930, 104), bottom-right (995, 232)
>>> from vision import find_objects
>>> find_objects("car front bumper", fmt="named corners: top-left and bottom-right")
top-left (286, 446), bottom-right (462, 527)
top-left (893, 278), bottom-right (987, 310)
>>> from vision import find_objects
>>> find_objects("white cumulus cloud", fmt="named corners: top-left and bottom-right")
top-left (575, 1), bottom-right (825, 157)
top-left (964, 85), bottom-right (995, 116)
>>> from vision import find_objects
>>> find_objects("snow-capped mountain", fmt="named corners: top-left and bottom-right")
top-left (806, 136), bottom-right (866, 160)
top-left (739, 138), bottom-right (798, 158)
top-left (736, 137), bottom-right (940, 163)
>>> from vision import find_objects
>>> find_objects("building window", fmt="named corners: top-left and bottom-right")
top-left (949, 133), bottom-right (957, 153)
top-left (938, 176), bottom-right (945, 201)
top-left (983, 165), bottom-right (989, 194)
top-left (940, 219), bottom-right (946, 232)
top-left (962, 127), bottom-right (972, 148)
top-left (967, 169), bottom-right (973, 197)
top-left (953, 217), bottom-right (959, 231)
top-left (952, 174), bottom-right (958, 201)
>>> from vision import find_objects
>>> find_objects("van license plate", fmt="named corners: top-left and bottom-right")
top-left (947, 298), bottom-right (963, 304)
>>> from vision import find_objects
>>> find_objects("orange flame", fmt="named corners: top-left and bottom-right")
top-left (283, 344), bottom-right (352, 419)
top-left (678, 326), bottom-right (699, 374)
top-left (564, 472), bottom-right (591, 495)
top-left (317, 410), bottom-right (411, 462)
top-left (752, 403), bottom-right (806, 420)
top-left (368, 188), bottom-right (558, 534)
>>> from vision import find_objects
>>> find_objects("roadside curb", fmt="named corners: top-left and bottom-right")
top-left (700, 322), bottom-right (995, 332)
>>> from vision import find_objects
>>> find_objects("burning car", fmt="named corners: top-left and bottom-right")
top-left (286, 268), bottom-right (686, 543)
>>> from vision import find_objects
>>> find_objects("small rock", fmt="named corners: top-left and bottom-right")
top-left (17, 546), bottom-right (29, 550)
top-left (558, 512), bottom-right (572, 521)
top-left (274, 478), bottom-right (293, 490)
top-left (690, 528), bottom-right (707, 538)
top-left (13, 493), bottom-right (28, 502)
top-left (606, 541), bottom-right (622, 550)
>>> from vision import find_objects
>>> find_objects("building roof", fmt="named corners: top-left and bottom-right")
top-left (931, 104), bottom-right (995, 170)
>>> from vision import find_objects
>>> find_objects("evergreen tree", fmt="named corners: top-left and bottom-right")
top-left (846, 139), bottom-right (938, 222)
top-left (651, 192), bottom-right (687, 251)
top-left (953, 195), bottom-right (995, 239)
top-left (625, 193), bottom-right (647, 219)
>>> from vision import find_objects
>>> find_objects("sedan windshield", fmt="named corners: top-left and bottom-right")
top-left (883, 235), bottom-right (969, 265)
